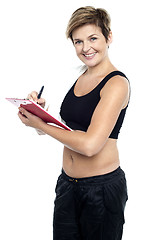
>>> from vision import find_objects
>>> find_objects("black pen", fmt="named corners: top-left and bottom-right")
top-left (37, 86), bottom-right (44, 99)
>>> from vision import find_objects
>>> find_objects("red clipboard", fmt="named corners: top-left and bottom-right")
top-left (6, 98), bottom-right (72, 131)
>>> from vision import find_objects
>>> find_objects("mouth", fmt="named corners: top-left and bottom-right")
top-left (83, 52), bottom-right (97, 59)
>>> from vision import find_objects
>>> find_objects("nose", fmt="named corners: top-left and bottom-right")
top-left (82, 41), bottom-right (91, 53)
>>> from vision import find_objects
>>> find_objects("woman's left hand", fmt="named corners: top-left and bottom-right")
top-left (18, 107), bottom-right (44, 129)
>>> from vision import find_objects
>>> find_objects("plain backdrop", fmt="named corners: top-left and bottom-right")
top-left (0, 0), bottom-right (160, 239)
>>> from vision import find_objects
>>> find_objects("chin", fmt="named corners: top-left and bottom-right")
top-left (85, 61), bottom-right (100, 68)
top-left (80, 58), bottom-right (102, 68)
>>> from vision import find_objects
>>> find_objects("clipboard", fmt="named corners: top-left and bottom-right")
top-left (6, 98), bottom-right (72, 131)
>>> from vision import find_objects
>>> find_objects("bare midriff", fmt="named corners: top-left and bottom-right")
top-left (62, 138), bottom-right (120, 178)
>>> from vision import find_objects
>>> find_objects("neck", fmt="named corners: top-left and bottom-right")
top-left (86, 56), bottom-right (114, 76)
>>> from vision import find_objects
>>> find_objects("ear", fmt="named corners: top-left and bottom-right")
top-left (107, 31), bottom-right (113, 45)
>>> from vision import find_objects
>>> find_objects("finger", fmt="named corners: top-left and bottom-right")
top-left (31, 91), bottom-right (38, 101)
top-left (19, 107), bottom-right (31, 118)
top-left (37, 98), bottom-right (46, 107)
top-left (27, 91), bottom-right (38, 102)
top-left (46, 105), bottom-right (49, 111)
top-left (18, 111), bottom-right (28, 124)
top-left (27, 94), bottom-right (33, 100)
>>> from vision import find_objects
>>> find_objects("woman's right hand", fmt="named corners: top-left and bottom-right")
top-left (27, 91), bottom-right (46, 135)
top-left (27, 91), bottom-right (46, 108)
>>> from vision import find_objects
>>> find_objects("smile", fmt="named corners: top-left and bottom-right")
top-left (83, 52), bottom-right (97, 59)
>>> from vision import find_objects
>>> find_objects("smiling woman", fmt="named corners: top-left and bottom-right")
top-left (18, 6), bottom-right (130, 240)
top-left (72, 24), bottom-right (112, 68)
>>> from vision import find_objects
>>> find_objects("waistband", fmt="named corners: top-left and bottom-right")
top-left (61, 167), bottom-right (125, 185)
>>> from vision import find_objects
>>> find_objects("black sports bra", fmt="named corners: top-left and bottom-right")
top-left (60, 71), bottom-right (129, 139)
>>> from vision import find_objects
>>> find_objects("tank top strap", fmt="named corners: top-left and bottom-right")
top-left (97, 71), bottom-right (127, 91)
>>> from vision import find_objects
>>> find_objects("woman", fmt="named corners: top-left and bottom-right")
top-left (18, 6), bottom-right (130, 240)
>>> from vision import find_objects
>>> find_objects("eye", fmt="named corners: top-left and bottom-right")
top-left (90, 37), bottom-right (97, 42)
top-left (74, 40), bottom-right (82, 45)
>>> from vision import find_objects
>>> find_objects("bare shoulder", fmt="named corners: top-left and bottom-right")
top-left (100, 75), bottom-right (129, 98)
top-left (100, 74), bottom-right (130, 109)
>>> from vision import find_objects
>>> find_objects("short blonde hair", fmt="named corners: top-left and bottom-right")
top-left (66, 6), bottom-right (111, 42)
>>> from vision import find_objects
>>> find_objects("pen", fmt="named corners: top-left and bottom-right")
top-left (37, 86), bottom-right (44, 99)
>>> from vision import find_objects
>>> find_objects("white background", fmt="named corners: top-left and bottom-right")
top-left (0, 0), bottom-right (159, 239)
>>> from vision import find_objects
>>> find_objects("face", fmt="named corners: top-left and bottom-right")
top-left (72, 24), bottom-right (111, 68)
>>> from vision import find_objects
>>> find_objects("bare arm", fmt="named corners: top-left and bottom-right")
top-left (18, 76), bottom-right (129, 157)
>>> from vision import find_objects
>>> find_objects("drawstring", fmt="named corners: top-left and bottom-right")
top-left (69, 178), bottom-right (78, 183)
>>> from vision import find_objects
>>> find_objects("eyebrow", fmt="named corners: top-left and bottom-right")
top-left (73, 34), bottom-right (99, 42)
